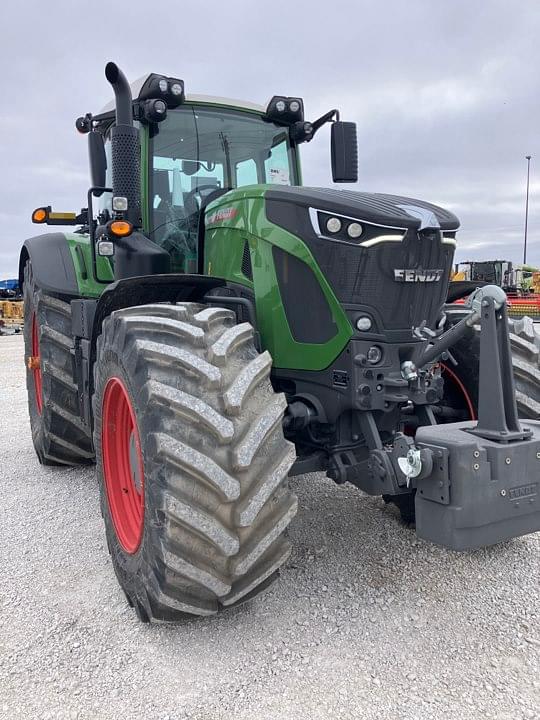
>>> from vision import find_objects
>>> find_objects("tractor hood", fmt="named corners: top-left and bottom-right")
top-left (265, 185), bottom-right (460, 236)
top-left (204, 184), bottom-right (459, 341)
top-left (263, 186), bottom-right (460, 337)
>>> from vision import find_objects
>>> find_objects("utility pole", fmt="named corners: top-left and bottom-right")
top-left (524, 155), bottom-right (532, 265)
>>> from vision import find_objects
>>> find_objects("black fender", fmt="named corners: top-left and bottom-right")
top-left (69, 273), bottom-right (227, 429)
top-left (91, 274), bottom-right (226, 340)
top-left (19, 233), bottom-right (79, 297)
top-left (54, 273), bottom-right (258, 430)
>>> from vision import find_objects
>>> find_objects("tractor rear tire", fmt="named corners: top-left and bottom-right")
top-left (23, 262), bottom-right (94, 465)
top-left (93, 302), bottom-right (297, 621)
top-left (508, 316), bottom-right (540, 419)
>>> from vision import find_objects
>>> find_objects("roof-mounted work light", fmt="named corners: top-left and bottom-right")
top-left (137, 74), bottom-right (185, 108)
top-left (266, 96), bottom-right (305, 124)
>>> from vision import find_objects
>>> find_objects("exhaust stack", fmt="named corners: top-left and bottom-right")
top-left (105, 62), bottom-right (141, 226)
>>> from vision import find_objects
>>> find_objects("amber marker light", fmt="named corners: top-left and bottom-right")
top-left (32, 208), bottom-right (48, 223)
top-left (109, 221), bottom-right (133, 237)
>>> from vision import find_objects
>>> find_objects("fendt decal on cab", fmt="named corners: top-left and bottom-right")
top-left (394, 268), bottom-right (445, 282)
top-left (205, 207), bottom-right (238, 225)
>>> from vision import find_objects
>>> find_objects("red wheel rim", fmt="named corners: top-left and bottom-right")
top-left (32, 313), bottom-right (43, 414)
top-left (101, 377), bottom-right (145, 554)
top-left (441, 362), bottom-right (476, 421)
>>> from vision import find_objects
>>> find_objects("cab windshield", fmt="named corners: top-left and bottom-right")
top-left (148, 105), bottom-right (298, 271)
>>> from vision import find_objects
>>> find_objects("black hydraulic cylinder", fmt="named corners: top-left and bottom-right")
top-left (419, 312), bottom-right (477, 369)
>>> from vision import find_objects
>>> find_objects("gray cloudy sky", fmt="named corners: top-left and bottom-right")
top-left (1, 0), bottom-right (539, 278)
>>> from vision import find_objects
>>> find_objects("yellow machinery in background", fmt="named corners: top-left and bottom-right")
top-left (0, 279), bottom-right (24, 333)
top-left (0, 299), bottom-right (24, 325)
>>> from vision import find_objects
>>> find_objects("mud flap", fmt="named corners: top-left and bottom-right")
top-left (414, 420), bottom-right (540, 550)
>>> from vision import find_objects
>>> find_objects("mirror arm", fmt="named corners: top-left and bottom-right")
top-left (308, 108), bottom-right (340, 139)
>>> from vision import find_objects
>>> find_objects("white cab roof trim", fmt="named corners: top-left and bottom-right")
top-left (98, 73), bottom-right (266, 116)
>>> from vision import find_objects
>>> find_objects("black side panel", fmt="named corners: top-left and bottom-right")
top-left (19, 233), bottom-right (78, 297)
top-left (114, 231), bottom-right (171, 280)
top-left (273, 246), bottom-right (337, 344)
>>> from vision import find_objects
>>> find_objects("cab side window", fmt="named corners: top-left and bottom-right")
top-left (264, 139), bottom-right (291, 185)
top-left (235, 158), bottom-right (258, 186)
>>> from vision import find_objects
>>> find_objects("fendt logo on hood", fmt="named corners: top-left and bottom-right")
top-left (394, 269), bottom-right (444, 283)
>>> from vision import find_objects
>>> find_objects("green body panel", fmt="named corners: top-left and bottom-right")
top-left (65, 233), bottom-right (113, 297)
top-left (204, 186), bottom-right (353, 371)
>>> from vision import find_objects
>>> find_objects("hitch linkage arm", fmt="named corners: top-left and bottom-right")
top-left (418, 285), bottom-right (507, 368)
top-left (418, 284), bottom-right (530, 443)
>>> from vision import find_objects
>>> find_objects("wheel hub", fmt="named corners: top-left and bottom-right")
top-left (101, 377), bottom-right (145, 554)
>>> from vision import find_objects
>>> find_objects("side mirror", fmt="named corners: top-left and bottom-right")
top-left (182, 160), bottom-right (199, 176)
top-left (88, 131), bottom-right (107, 188)
top-left (331, 121), bottom-right (358, 183)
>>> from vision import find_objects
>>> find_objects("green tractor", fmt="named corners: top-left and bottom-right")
top-left (21, 63), bottom-right (540, 622)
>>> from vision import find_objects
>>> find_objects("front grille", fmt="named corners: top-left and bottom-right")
top-left (265, 190), bottom-right (458, 335)
top-left (311, 230), bottom-right (454, 331)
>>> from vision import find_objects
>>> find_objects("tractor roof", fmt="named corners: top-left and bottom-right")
top-left (98, 73), bottom-right (266, 116)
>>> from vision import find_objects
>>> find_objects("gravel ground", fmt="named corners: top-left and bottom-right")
top-left (0, 332), bottom-right (539, 720)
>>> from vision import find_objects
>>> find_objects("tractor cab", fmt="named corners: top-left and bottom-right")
top-left (67, 70), bottom-right (356, 278)
top-left (145, 101), bottom-right (300, 272)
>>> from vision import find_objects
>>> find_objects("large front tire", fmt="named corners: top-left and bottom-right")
top-left (93, 303), bottom-right (297, 621)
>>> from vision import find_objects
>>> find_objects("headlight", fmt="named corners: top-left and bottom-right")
top-left (314, 210), bottom-right (367, 244)
top-left (326, 217), bottom-right (342, 233)
top-left (289, 100), bottom-right (300, 112)
top-left (312, 209), bottom-right (402, 247)
top-left (158, 79), bottom-right (168, 93)
top-left (356, 316), bottom-right (372, 331)
top-left (171, 82), bottom-right (183, 96)
top-left (275, 100), bottom-right (286, 112)
top-left (347, 222), bottom-right (363, 239)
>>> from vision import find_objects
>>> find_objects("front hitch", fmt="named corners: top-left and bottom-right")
top-left (410, 286), bottom-right (540, 550)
